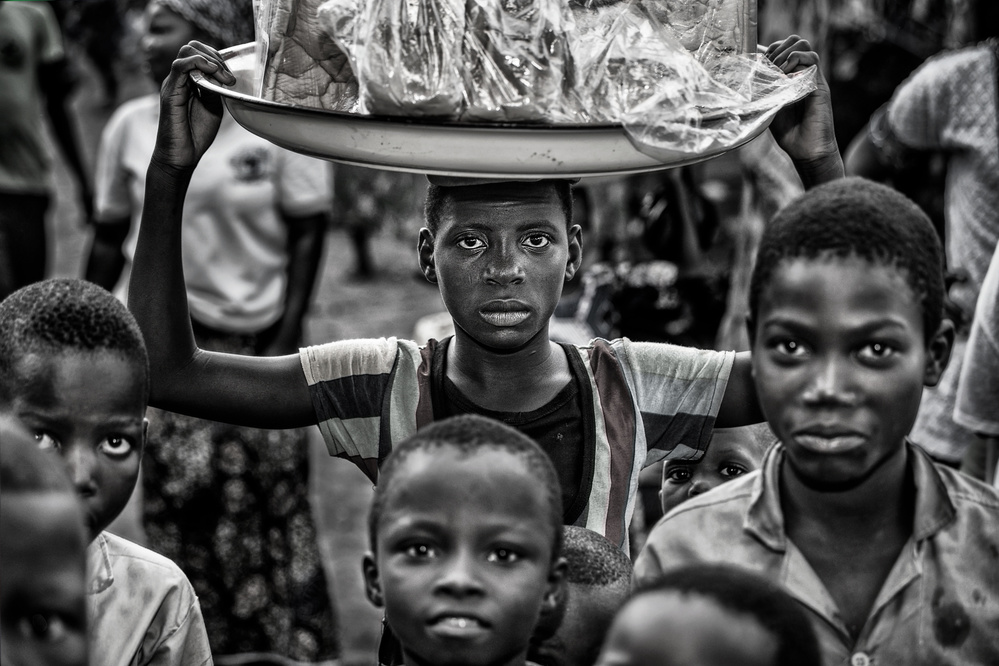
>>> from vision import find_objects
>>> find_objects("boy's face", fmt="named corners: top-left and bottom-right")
top-left (9, 350), bottom-right (146, 540)
top-left (750, 257), bottom-right (950, 490)
top-left (142, 1), bottom-right (200, 84)
top-left (365, 447), bottom-right (566, 666)
top-left (659, 428), bottom-right (765, 516)
top-left (532, 582), bottom-right (629, 666)
top-left (595, 591), bottom-right (777, 666)
top-left (1, 492), bottom-right (88, 666)
top-left (419, 184), bottom-right (582, 352)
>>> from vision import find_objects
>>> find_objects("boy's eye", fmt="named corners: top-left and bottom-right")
top-left (857, 342), bottom-right (897, 362)
top-left (486, 547), bottom-right (521, 564)
top-left (17, 613), bottom-right (69, 643)
top-left (719, 464), bottom-right (748, 478)
top-left (772, 339), bottom-right (808, 358)
top-left (404, 543), bottom-right (437, 559)
top-left (456, 236), bottom-right (486, 251)
top-left (99, 436), bottom-right (134, 458)
top-left (665, 466), bottom-right (692, 483)
top-left (34, 432), bottom-right (60, 452)
top-left (523, 234), bottom-right (551, 249)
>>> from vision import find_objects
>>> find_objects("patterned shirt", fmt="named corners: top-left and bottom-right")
top-left (635, 443), bottom-right (999, 666)
top-left (300, 336), bottom-right (734, 549)
top-left (87, 532), bottom-right (212, 666)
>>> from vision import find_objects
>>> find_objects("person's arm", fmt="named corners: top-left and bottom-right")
top-left (764, 36), bottom-right (844, 189)
top-left (261, 211), bottom-right (328, 356)
top-left (128, 42), bottom-right (314, 428)
top-left (715, 351), bottom-right (764, 428)
top-left (84, 217), bottom-right (129, 291)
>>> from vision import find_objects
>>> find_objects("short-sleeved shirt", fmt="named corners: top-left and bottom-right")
top-left (300, 336), bottom-right (734, 549)
top-left (87, 532), bottom-right (213, 666)
top-left (955, 241), bottom-right (999, 440)
top-left (0, 1), bottom-right (65, 194)
top-left (93, 94), bottom-right (333, 332)
top-left (634, 443), bottom-right (999, 666)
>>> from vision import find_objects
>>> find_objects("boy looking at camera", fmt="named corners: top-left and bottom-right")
top-left (0, 279), bottom-right (212, 666)
top-left (635, 179), bottom-right (999, 664)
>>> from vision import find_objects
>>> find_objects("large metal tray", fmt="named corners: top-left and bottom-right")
top-left (192, 43), bottom-right (769, 178)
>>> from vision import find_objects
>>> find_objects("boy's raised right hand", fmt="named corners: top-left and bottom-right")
top-left (152, 41), bottom-right (236, 174)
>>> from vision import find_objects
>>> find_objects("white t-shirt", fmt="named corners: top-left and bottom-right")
top-left (93, 94), bottom-right (333, 332)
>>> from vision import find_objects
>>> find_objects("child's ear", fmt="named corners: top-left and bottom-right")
top-left (362, 552), bottom-right (385, 608)
top-left (418, 228), bottom-right (437, 284)
top-left (745, 313), bottom-right (757, 349)
top-left (923, 318), bottom-right (955, 387)
top-left (565, 225), bottom-right (583, 283)
top-left (541, 556), bottom-right (568, 617)
top-left (140, 418), bottom-right (149, 455)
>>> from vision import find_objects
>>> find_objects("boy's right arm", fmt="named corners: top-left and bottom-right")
top-left (128, 42), bottom-right (316, 429)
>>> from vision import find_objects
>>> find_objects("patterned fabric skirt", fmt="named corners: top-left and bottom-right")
top-left (142, 323), bottom-right (339, 664)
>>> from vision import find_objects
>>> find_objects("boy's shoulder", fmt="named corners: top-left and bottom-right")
top-left (933, 461), bottom-right (999, 514)
top-left (90, 532), bottom-right (197, 597)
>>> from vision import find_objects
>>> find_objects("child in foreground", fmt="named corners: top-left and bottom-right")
top-left (0, 279), bottom-right (213, 666)
top-left (635, 179), bottom-right (999, 664)
top-left (125, 36), bottom-right (838, 549)
top-left (1, 419), bottom-right (89, 666)
top-left (529, 526), bottom-right (633, 666)
top-left (659, 423), bottom-right (773, 516)
top-left (362, 414), bottom-right (566, 666)
top-left (596, 564), bottom-right (821, 666)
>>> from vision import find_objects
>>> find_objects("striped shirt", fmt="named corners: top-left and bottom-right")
top-left (300, 336), bottom-right (734, 548)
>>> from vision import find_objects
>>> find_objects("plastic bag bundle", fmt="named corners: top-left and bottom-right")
top-left (255, 0), bottom-right (358, 111)
top-left (349, 0), bottom-right (465, 117)
top-left (460, 0), bottom-right (579, 122)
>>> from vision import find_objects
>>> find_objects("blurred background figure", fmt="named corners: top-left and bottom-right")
top-left (83, 1), bottom-right (339, 664)
top-left (0, 0), bottom-right (91, 300)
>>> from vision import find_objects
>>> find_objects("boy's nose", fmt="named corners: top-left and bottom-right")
top-left (688, 479), bottom-right (713, 498)
top-left (484, 249), bottom-right (526, 286)
top-left (65, 445), bottom-right (97, 496)
top-left (435, 552), bottom-right (485, 597)
top-left (802, 357), bottom-right (858, 406)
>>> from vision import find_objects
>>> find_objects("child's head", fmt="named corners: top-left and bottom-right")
top-left (419, 180), bottom-right (582, 352)
top-left (659, 423), bottom-right (773, 516)
top-left (0, 278), bottom-right (149, 540)
top-left (596, 564), bottom-right (821, 666)
top-left (530, 526), bottom-right (632, 666)
top-left (365, 415), bottom-right (567, 666)
top-left (747, 178), bottom-right (952, 491)
top-left (1, 418), bottom-right (89, 666)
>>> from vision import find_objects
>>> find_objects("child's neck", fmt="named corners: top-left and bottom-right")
top-left (447, 327), bottom-right (572, 413)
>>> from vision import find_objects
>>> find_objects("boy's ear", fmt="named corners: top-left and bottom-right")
top-left (923, 318), bottom-right (955, 387)
top-left (418, 228), bottom-right (437, 284)
top-left (565, 225), bottom-right (583, 282)
top-left (362, 552), bottom-right (385, 608)
top-left (140, 418), bottom-right (149, 454)
top-left (541, 556), bottom-right (568, 617)
top-left (745, 313), bottom-right (756, 349)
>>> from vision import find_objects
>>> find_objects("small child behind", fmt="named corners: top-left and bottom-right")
top-left (362, 415), bottom-right (566, 666)
top-left (529, 526), bottom-right (632, 666)
top-left (1, 419), bottom-right (89, 666)
top-left (659, 423), bottom-right (773, 516)
top-left (596, 564), bottom-right (821, 666)
top-left (0, 279), bottom-right (212, 666)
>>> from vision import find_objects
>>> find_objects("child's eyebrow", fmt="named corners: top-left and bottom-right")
top-left (761, 315), bottom-right (912, 334)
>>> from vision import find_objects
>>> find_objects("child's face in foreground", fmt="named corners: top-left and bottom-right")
top-left (419, 184), bottom-right (582, 352)
top-left (1, 491), bottom-right (88, 666)
top-left (9, 350), bottom-right (146, 540)
top-left (659, 427), bottom-right (766, 516)
top-left (365, 448), bottom-right (565, 666)
top-left (595, 590), bottom-right (777, 666)
top-left (751, 257), bottom-right (949, 490)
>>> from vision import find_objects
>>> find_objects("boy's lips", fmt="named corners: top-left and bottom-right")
top-left (427, 614), bottom-right (490, 639)
top-left (479, 300), bottom-right (531, 327)
top-left (792, 428), bottom-right (867, 454)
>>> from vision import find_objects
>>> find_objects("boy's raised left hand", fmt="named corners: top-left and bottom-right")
top-left (152, 41), bottom-right (236, 174)
top-left (765, 36), bottom-right (844, 186)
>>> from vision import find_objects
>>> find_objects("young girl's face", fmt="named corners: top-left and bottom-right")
top-left (365, 448), bottom-right (565, 666)
top-left (142, 1), bottom-right (200, 84)
top-left (9, 350), bottom-right (146, 540)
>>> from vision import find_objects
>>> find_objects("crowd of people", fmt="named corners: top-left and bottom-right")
top-left (2, 1), bottom-right (999, 666)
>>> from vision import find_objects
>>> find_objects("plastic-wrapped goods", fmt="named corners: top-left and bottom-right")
top-left (642, 0), bottom-right (757, 60)
top-left (356, 0), bottom-right (465, 117)
top-left (255, 0), bottom-right (358, 111)
top-left (460, 0), bottom-right (579, 122)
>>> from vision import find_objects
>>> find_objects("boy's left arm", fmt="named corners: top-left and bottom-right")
top-left (716, 351), bottom-right (764, 428)
top-left (765, 36), bottom-right (844, 189)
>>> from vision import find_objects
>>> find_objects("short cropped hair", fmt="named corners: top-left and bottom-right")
top-left (635, 564), bottom-right (821, 666)
top-left (0, 419), bottom-right (75, 495)
top-left (562, 526), bottom-right (632, 588)
top-left (368, 415), bottom-right (563, 559)
top-left (749, 178), bottom-right (945, 342)
top-left (0, 279), bottom-right (150, 404)
top-left (424, 180), bottom-right (575, 234)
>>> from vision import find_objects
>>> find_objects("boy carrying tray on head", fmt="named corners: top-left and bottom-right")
top-left (129, 36), bottom-right (839, 548)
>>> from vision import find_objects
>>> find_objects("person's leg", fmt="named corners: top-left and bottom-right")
top-left (0, 192), bottom-right (50, 300)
